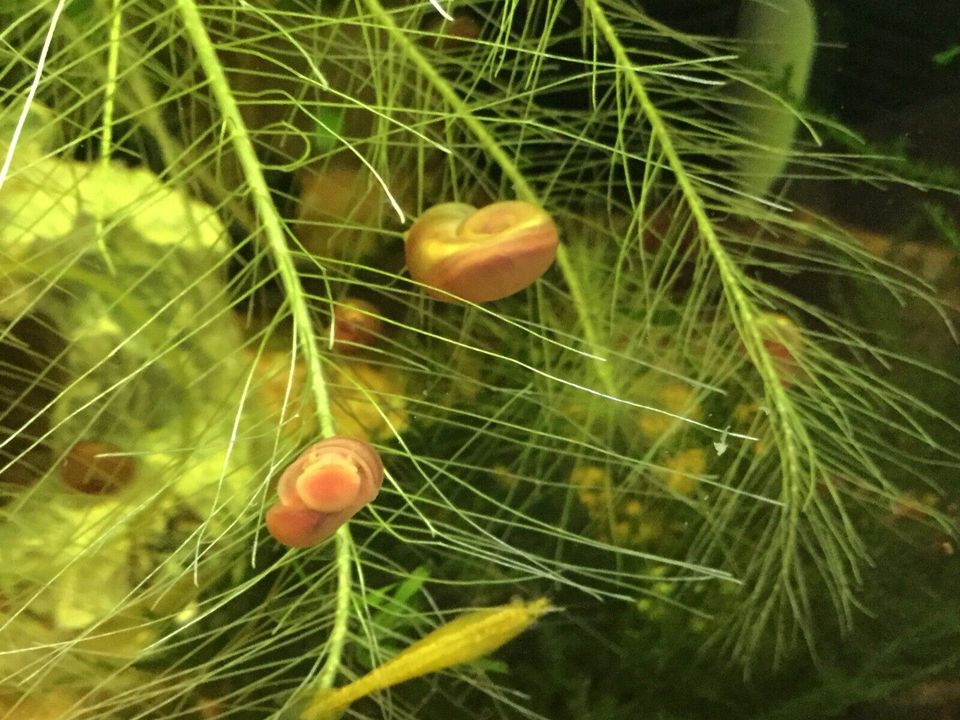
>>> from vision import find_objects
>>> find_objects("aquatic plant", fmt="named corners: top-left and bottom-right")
top-left (1, 1), bottom-right (958, 719)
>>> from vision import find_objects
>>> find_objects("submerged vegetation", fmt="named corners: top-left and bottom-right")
top-left (1, 1), bottom-right (958, 718)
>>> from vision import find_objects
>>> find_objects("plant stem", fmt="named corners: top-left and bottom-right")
top-left (582, 0), bottom-right (808, 493)
top-left (176, 0), bottom-right (352, 689)
top-left (317, 526), bottom-right (354, 690)
top-left (0, 0), bottom-right (66, 191)
top-left (361, 0), bottom-right (617, 396)
top-left (100, 0), bottom-right (122, 175)
top-left (581, 0), bottom-right (828, 656)
top-left (175, 0), bottom-right (334, 439)
top-left (95, 0), bottom-right (123, 275)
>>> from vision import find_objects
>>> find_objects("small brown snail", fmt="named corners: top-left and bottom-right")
top-left (330, 298), bottom-right (383, 352)
top-left (405, 200), bottom-right (559, 303)
top-left (265, 436), bottom-right (384, 548)
top-left (60, 440), bottom-right (136, 495)
top-left (423, 12), bottom-right (480, 49)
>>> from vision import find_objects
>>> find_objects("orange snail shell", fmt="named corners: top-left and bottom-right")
top-left (404, 200), bottom-right (560, 303)
top-left (266, 436), bottom-right (384, 548)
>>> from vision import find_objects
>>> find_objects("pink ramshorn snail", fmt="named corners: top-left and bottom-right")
top-left (265, 436), bottom-right (384, 548)
top-left (404, 200), bottom-right (559, 303)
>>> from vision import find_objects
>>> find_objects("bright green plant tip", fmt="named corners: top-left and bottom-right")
top-left (933, 44), bottom-right (960, 65)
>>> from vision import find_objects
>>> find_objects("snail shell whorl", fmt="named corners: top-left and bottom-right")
top-left (405, 200), bottom-right (559, 303)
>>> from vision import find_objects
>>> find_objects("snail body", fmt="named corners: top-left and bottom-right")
top-left (265, 436), bottom-right (383, 548)
top-left (405, 200), bottom-right (559, 303)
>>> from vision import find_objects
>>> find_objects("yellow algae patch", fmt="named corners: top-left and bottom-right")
top-left (490, 464), bottom-right (520, 490)
top-left (330, 362), bottom-right (408, 442)
top-left (569, 465), bottom-right (665, 546)
top-left (637, 383), bottom-right (703, 442)
top-left (570, 465), bottom-right (610, 514)
top-left (0, 690), bottom-right (87, 719)
top-left (663, 448), bottom-right (707, 495)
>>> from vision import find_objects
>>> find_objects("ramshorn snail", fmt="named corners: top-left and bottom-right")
top-left (405, 200), bottom-right (559, 303)
top-left (265, 436), bottom-right (384, 548)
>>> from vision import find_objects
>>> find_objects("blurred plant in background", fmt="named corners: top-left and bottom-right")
top-left (1, 1), bottom-right (958, 719)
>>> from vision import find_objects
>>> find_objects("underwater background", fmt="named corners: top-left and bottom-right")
top-left (1, 1), bottom-right (959, 718)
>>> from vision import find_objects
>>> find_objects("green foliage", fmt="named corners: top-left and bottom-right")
top-left (1, 1), bottom-right (958, 719)
top-left (933, 44), bottom-right (960, 65)
top-left (925, 202), bottom-right (960, 256)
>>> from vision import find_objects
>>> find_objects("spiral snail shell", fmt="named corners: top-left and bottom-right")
top-left (405, 200), bottom-right (559, 303)
top-left (265, 436), bottom-right (384, 548)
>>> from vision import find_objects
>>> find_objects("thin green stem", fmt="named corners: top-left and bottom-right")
top-left (317, 526), bottom-right (355, 690)
top-left (583, 0), bottom-right (815, 634)
top-left (94, 0), bottom-right (122, 275)
top-left (175, 0), bottom-right (334, 439)
top-left (0, 0), bottom-right (66, 191)
top-left (175, 0), bottom-right (351, 689)
top-left (584, 0), bottom-right (808, 480)
top-left (361, 0), bottom-right (616, 396)
top-left (100, 0), bottom-right (121, 169)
